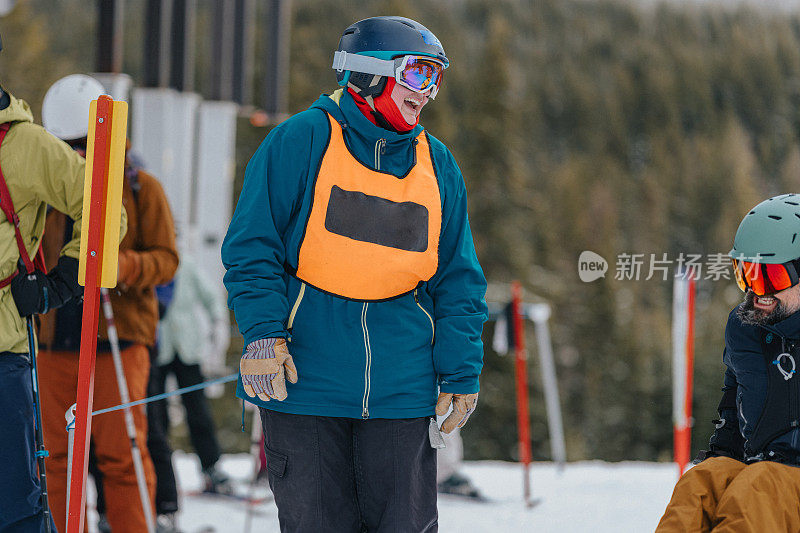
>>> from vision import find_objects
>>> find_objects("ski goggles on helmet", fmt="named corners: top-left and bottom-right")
top-left (394, 55), bottom-right (443, 96)
top-left (333, 51), bottom-right (445, 99)
top-left (731, 258), bottom-right (800, 296)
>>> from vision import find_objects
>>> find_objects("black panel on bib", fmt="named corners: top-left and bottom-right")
top-left (324, 185), bottom-right (429, 252)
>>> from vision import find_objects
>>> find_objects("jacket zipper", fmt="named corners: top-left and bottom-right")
top-left (287, 282), bottom-right (306, 333)
top-left (361, 302), bottom-right (372, 419)
top-left (414, 289), bottom-right (434, 345)
top-left (375, 138), bottom-right (386, 170)
top-left (737, 391), bottom-right (747, 428)
top-left (791, 343), bottom-right (799, 429)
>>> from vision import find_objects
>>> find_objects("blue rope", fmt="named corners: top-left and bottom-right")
top-left (66, 373), bottom-right (238, 431)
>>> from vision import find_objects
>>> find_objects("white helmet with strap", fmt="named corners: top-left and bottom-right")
top-left (42, 74), bottom-right (106, 141)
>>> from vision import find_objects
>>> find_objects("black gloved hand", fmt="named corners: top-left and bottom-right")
top-left (10, 256), bottom-right (82, 316)
top-left (706, 415), bottom-right (745, 461)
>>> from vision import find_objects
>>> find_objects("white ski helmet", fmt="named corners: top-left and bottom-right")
top-left (42, 74), bottom-right (106, 141)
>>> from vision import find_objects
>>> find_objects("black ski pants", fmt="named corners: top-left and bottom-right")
top-left (259, 409), bottom-right (438, 533)
top-left (154, 356), bottom-right (222, 470)
top-left (146, 359), bottom-right (178, 515)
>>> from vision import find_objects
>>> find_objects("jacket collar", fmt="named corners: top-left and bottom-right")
top-left (764, 309), bottom-right (800, 340)
top-left (0, 93), bottom-right (34, 125)
top-left (312, 90), bottom-right (424, 147)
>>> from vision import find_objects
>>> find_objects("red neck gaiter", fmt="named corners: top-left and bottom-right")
top-left (348, 77), bottom-right (415, 133)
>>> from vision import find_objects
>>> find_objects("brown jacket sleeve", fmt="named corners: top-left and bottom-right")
top-left (99, 169), bottom-right (179, 345)
top-left (117, 170), bottom-right (179, 288)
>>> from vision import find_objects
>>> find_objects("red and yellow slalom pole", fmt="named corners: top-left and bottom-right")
top-left (67, 94), bottom-right (127, 533)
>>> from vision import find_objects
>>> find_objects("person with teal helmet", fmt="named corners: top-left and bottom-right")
top-left (657, 194), bottom-right (800, 531)
top-left (728, 194), bottom-right (800, 324)
top-left (222, 15), bottom-right (487, 531)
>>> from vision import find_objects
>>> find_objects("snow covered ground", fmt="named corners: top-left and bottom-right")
top-left (87, 452), bottom-right (679, 532)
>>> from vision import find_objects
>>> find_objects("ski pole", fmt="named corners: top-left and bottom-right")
top-left (65, 403), bottom-right (76, 524)
top-left (27, 316), bottom-right (53, 533)
top-left (100, 288), bottom-right (156, 533)
top-left (244, 407), bottom-right (263, 533)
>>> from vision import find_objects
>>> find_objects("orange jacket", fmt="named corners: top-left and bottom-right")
top-left (39, 168), bottom-right (179, 348)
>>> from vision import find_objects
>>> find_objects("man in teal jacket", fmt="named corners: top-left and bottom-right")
top-left (222, 16), bottom-right (487, 532)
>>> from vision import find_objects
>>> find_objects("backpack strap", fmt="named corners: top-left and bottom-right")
top-left (0, 122), bottom-right (37, 281)
top-left (0, 267), bottom-right (17, 289)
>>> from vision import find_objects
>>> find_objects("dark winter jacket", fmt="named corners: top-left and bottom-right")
top-left (709, 307), bottom-right (800, 464)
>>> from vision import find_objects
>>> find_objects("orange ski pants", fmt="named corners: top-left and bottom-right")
top-left (38, 345), bottom-right (156, 533)
top-left (656, 455), bottom-right (800, 532)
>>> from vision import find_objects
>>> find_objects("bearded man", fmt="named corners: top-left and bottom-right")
top-left (657, 194), bottom-right (800, 532)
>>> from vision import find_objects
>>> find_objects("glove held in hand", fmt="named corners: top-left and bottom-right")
top-left (436, 391), bottom-right (479, 434)
top-left (241, 337), bottom-right (298, 401)
top-left (10, 256), bottom-right (81, 317)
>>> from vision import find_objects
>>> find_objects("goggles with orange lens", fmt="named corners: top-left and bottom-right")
top-left (731, 258), bottom-right (800, 296)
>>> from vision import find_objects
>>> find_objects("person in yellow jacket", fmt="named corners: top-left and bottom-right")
top-left (0, 73), bottom-right (126, 531)
top-left (37, 74), bottom-right (178, 533)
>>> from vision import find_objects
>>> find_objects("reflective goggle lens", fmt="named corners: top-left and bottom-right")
top-left (731, 259), bottom-right (796, 296)
top-left (732, 259), bottom-right (748, 292)
top-left (765, 263), bottom-right (793, 292)
top-left (397, 57), bottom-right (443, 93)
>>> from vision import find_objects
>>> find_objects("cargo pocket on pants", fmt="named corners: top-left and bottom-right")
top-left (265, 445), bottom-right (288, 478)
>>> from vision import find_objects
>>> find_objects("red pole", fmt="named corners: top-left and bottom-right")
top-left (682, 275), bottom-right (696, 472)
top-left (67, 96), bottom-right (113, 533)
top-left (673, 271), bottom-right (696, 476)
top-left (512, 281), bottom-right (532, 502)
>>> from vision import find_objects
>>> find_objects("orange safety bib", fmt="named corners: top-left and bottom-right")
top-left (295, 112), bottom-right (441, 301)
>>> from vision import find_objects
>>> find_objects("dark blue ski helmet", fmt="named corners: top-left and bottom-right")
top-left (334, 16), bottom-right (448, 87)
